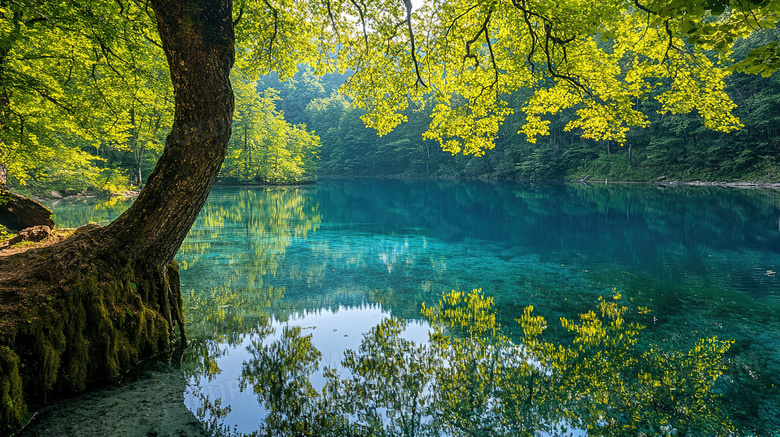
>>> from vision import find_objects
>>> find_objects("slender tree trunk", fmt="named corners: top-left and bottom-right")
top-left (137, 160), bottom-right (144, 186)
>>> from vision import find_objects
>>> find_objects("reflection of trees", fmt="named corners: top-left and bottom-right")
top-left (46, 196), bottom-right (136, 228)
top-left (317, 179), bottom-right (780, 256)
top-left (179, 186), bottom-right (322, 383)
top-left (179, 186), bottom-right (322, 284)
top-left (213, 291), bottom-right (733, 436)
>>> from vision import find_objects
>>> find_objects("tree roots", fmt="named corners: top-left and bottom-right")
top-left (0, 224), bottom-right (186, 434)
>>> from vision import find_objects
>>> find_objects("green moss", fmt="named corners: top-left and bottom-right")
top-left (0, 346), bottom-right (25, 433)
top-left (0, 261), bottom-right (184, 433)
top-left (0, 225), bottom-right (12, 242)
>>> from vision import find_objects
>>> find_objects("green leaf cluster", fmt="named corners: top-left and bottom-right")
top-left (220, 73), bottom-right (321, 185)
top-left (0, 0), bottom-right (173, 194)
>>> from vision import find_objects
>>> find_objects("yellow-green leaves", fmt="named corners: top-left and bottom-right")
top-left (0, 0), bottom-right (171, 190)
top-left (420, 289), bottom-right (734, 435)
top-left (221, 73), bottom-right (321, 184)
top-left (422, 288), bottom-right (499, 337)
top-left (244, 0), bottom-right (774, 156)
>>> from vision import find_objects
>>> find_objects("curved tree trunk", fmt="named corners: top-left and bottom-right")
top-left (0, 0), bottom-right (235, 432)
top-left (101, 0), bottom-right (235, 268)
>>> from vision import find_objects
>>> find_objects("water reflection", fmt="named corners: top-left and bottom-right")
top-left (192, 290), bottom-right (733, 436)
top-left (44, 195), bottom-right (136, 228)
top-left (183, 304), bottom-right (423, 435)
top-left (47, 181), bottom-right (780, 435)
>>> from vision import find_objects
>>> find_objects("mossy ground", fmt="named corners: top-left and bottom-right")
top-left (0, 226), bottom-right (184, 434)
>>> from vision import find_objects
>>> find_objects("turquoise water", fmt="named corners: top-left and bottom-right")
top-left (49, 180), bottom-right (780, 435)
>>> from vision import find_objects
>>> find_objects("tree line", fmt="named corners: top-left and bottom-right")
top-left (279, 30), bottom-right (779, 182)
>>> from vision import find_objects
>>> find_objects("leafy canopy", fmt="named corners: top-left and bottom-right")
top-left (234, 0), bottom-right (779, 155)
top-left (0, 0), bottom-right (171, 190)
top-left (2, 0), bottom-right (777, 188)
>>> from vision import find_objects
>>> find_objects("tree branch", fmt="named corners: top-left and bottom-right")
top-left (403, 0), bottom-right (426, 88)
top-left (262, 0), bottom-right (279, 68)
top-left (632, 0), bottom-right (657, 15)
top-left (348, 0), bottom-right (370, 55)
top-left (233, 5), bottom-right (243, 27)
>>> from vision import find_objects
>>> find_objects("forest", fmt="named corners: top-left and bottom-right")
top-left (2, 0), bottom-right (780, 436)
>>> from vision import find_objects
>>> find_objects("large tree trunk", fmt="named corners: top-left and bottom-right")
top-left (101, 0), bottom-right (235, 269)
top-left (0, 0), bottom-right (235, 432)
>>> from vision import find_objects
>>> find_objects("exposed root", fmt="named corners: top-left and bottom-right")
top-left (0, 224), bottom-right (186, 434)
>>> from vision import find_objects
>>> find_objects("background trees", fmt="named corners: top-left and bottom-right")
top-left (0, 0), bottom-right (174, 193)
top-left (261, 55), bottom-right (779, 182)
top-left (221, 75), bottom-right (321, 184)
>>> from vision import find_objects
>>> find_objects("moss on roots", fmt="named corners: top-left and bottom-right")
top-left (0, 227), bottom-right (184, 434)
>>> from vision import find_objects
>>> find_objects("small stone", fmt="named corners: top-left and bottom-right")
top-left (6, 225), bottom-right (54, 246)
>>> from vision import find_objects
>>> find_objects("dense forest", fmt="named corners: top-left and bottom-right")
top-left (283, 30), bottom-right (780, 182)
top-left (3, 29), bottom-right (779, 198)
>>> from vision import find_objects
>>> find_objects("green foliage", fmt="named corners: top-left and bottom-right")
top-left (0, 0), bottom-right (171, 193)
top-left (211, 289), bottom-right (734, 436)
top-left (4, 0), bottom-right (778, 190)
top-left (285, 34), bottom-right (778, 182)
top-left (220, 73), bottom-right (320, 184)
top-left (314, 0), bottom-right (778, 154)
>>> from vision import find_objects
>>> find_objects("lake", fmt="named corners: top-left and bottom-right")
top-left (47, 179), bottom-right (780, 436)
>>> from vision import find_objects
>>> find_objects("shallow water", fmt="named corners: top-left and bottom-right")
top-left (49, 180), bottom-right (780, 435)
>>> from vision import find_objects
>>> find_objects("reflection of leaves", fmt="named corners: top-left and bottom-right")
top-left (179, 186), bottom-right (323, 382)
top-left (427, 289), bottom-right (734, 436)
top-left (217, 290), bottom-right (733, 436)
top-left (243, 325), bottom-right (351, 436)
top-left (325, 318), bottom-right (437, 436)
top-left (179, 186), bottom-right (325, 300)
top-left (47, 196), bottom-right (136, 228)
top-left (181, 287), bottom-right (276, 382)
top-left (191, 389), bottom-right (241, 437)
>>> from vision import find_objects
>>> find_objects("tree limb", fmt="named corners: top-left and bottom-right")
top-left (403, 0), bottom-right (426, 88)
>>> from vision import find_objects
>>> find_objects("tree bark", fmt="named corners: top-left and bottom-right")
top-left (100, 0), bottom-right (235, 270)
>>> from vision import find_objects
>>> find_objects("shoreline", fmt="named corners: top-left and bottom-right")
top-left (576, 179), bottom-right (780, 189)
top-left (654, 180), bottom-right (780, 189)
top-left (319, 174), bottom-right (780, 189)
